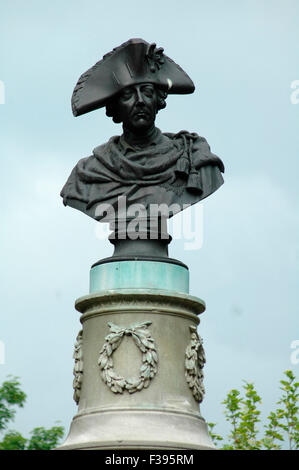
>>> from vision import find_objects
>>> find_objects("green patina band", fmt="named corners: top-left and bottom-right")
top-left (90, 260), bottom-right (189, 294)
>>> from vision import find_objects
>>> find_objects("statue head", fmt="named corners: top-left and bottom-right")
top-left (105, 83), bottom-right (167, 133)
top-left (71, 39), bottom-right (194, 118)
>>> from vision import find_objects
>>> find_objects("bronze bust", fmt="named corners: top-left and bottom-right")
top-left (61, 39), bottom-right (224, 254)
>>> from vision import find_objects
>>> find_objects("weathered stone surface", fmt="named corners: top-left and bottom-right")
top-left (58, 289), bottom-right (214, 450)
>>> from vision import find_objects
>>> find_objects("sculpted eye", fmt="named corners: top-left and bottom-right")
top-left (142, 87), bottom-right (154, 97)
top-left (120, 88), bottom-right (134, 100)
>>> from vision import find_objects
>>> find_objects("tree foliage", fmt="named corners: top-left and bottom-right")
top-left (0, 431), bottom-right (27, 450)
top-left (208, 370), bottom-right (299, 450)
top-left (0, 376), bottom-right (64, 450)
top-left (27, 426), bottom-right (65, 450)
top-left (0, 376), bottom-right (26, 432)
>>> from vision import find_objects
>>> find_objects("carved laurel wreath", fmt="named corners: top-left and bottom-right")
top-left (98, 321), bottom-right (158, 394)
top-left (185, 325), bottom-right (206, 403)
top-left (73, 329), bottom-right (83, 405)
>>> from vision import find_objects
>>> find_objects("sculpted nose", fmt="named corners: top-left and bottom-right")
top-left (135, 89), bottom-right (145, 105)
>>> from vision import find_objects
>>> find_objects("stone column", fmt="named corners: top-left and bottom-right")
top-left (58, 259), bottom-right (214, 450)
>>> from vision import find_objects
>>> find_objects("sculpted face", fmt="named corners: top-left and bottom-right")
top-left (116, 83), bottom-right (158, 133)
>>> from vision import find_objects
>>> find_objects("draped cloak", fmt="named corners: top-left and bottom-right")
top-left (60, 129), bottom-right (225, 222)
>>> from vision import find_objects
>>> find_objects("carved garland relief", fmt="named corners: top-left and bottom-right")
top-left (98, 321), bottom-right (158, 394)
top-left (185, 325), bottom-right (206, 403)
top-left (73, 329), bottom-right (83, 404)
top-left (74, 322), bottom-right (205, 402)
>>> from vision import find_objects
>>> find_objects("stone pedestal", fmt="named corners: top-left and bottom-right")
top-left (58, 260), bottom-right (214, 450)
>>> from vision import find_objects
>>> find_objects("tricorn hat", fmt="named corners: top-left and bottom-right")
top-left (71, 38), bottom-right (195, 117)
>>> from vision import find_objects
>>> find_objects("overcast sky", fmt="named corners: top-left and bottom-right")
top-left (1, 0), bottom-right (298, 446)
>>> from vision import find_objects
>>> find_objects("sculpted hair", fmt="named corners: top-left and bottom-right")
top-left (106, 86), bottom-right (168, 123)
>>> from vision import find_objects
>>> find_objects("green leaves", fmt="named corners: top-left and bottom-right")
top-left (0, 431), bottom-right (27, 450)
top-left (209, 370), bottom-right (299, 450)
top-left (0, 426), bottom-right (65, 450)
top-left (0, 376), bottom-right (26, 432)
top-left (0, 377), bottom-right (64, 450)
top-left (207, 423), bottom-right (223, 445)
top-left (220, 383), bottom-right (262, 450)
top-left (26, 425), bottom-right (64, 450)
top-left (263, 369), bottom-right (299, 450)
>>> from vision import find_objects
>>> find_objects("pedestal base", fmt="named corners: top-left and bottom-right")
top-left (59, 409), bottom-right (212, 450)
top-left (58, 287), bottom-right (214, 450)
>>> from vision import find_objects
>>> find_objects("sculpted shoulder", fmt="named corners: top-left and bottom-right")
top-left (92, 135), bottom-right (120, 157)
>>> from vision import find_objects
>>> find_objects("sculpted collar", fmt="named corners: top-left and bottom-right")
top-left (119, 128), bottom-right (165, 154)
